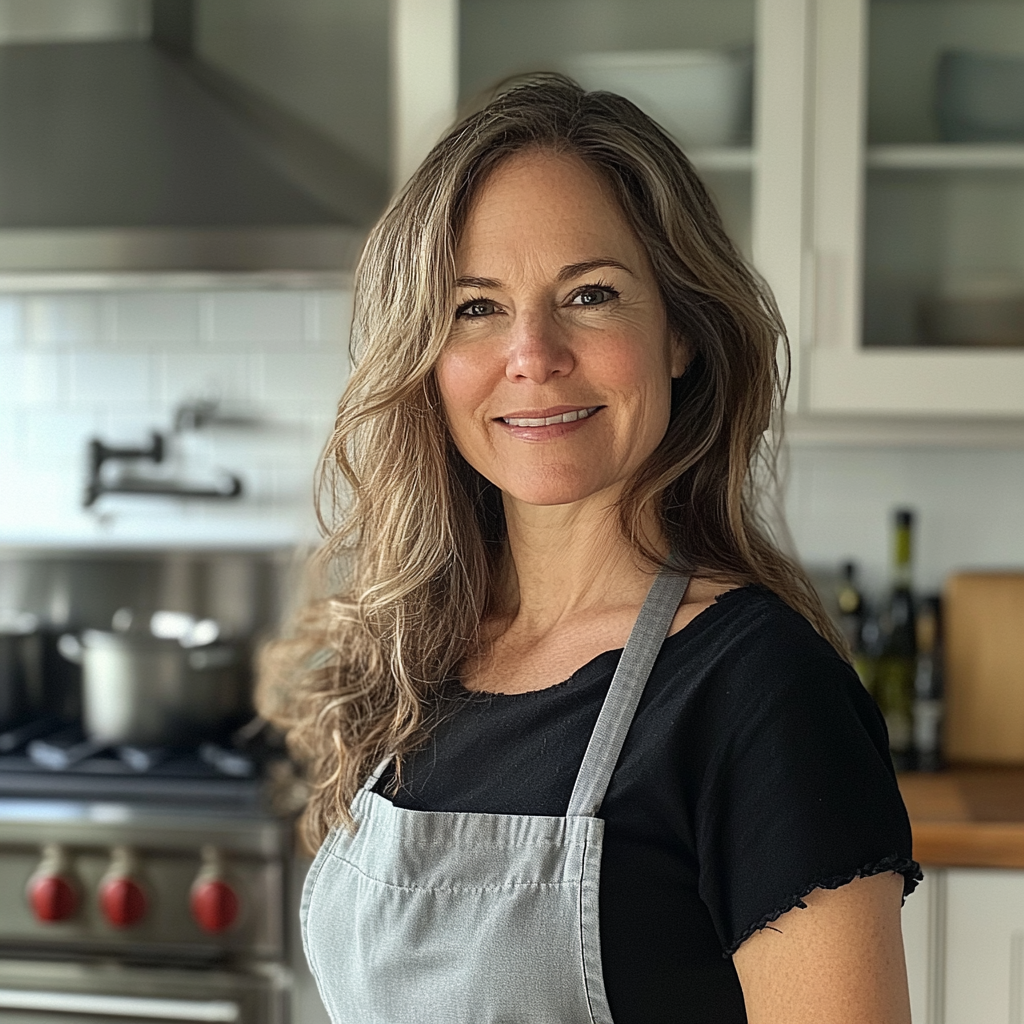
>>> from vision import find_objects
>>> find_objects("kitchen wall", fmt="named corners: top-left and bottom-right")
top-left (785, 442), bottom-right (1024, 598)
top-left (0, 286), bottom-right (351, 547)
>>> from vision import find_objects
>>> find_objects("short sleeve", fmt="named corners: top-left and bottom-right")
top-left (692, 606), bottom-right (922, 956)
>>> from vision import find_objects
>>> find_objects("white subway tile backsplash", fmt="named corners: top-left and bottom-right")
top-left (113, 292), bottom-right (201, 349)
top-left (306, 291), bottom-right (354, 349)
top-left (206, 291), bottom-right (306, 349)
top-left (785, 444), bottom-right (1024, 596)
top-left (260, 352), bottom-right (348, 408)
top-left (0, 297), bottom-right (22, 350)
top-left (0, 403), bottom-right (16, 466)
top-left (70, 352), bottom-right (151, 406)
top-left (158, 352), bottom-right (264, 407)
top-left (24, 294), bottom-right (104, 349)
top-left (0, 352), bottom-right (69, 405)
top-left (0, 287), bottom-right (353, 545)
top-left (99, 409), bottom-right (170, 445)
top-left (21, 408), bottom-right (106, 474)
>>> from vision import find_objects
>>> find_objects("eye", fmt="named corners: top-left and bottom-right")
top-left (455, 297), bottom-right (500, 319)
top-left (569, 285), bottom-right (619, 307)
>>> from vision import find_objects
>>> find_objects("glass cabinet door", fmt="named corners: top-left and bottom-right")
top-left (865, 0), bottom-right (1024, 350)
top-left (808, 0), bottom-right (1024, 416)
top-left (458, 0), bottom-right (758, 259)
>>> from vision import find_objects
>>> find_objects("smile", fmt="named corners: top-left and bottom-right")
top-left (500, 406), bottom-right (602, 427)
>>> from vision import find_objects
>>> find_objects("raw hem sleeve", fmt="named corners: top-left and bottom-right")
top-left (723, 854), bottom-right (924, 958)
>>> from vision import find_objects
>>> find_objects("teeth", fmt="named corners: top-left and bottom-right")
top-left (503, 407), bottom-right (598, 427)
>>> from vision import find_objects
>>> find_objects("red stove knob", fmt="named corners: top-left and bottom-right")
top-left (190, 879), bottom-right (239, 933)
top-left (98, 846), bottom-right (147, 928)
top-left (28, 873), bottom-right (78, 922)
top-left (99, 876), bottom-right (147, 928)
top-left (27, 844), bottom-right (79, 922)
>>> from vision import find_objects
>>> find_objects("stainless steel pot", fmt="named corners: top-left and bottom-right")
top-left (62, 630), bottom-right (250, 747)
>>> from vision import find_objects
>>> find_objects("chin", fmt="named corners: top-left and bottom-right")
top-left (498, 473), bottom-right (617, 508)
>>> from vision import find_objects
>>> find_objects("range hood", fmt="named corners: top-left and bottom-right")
top-left (0, 1), bottom-right (386, 279)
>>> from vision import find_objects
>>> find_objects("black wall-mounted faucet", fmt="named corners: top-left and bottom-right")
top-left (83, 432), bottom-right (243, 508)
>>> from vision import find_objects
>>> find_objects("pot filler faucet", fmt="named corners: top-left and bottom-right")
top-left (83, 423), bottom-right (244, 508)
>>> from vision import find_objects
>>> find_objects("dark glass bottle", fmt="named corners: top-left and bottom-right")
top-left (837, 562), bottom-right (875, 694)
top-left (874, 509), bottom-right (917, 771)
top-left (913, 595), bottom-right (944, 772)
top-left (855, 611), bottom-right (883, 700)
top-left (837, 561), bottom-right (865, 651)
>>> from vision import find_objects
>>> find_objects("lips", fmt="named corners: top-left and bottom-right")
top-left (499, 406), bottom-right (602, 427)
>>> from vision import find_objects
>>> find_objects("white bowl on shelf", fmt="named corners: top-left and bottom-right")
top-left (562, 48), bottom-right (753, 149)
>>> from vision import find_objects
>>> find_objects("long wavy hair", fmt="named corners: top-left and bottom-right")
top-left (258, 74), bottom-right (846, 846)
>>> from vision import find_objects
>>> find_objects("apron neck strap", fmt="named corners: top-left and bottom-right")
top-left (362, 755), bottom-right (394, 792)
top-left (566, 566), bottom-right (690, 819)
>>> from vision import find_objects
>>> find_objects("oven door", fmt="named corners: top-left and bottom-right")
top-left (0, 959), bottom-right (286, 1024)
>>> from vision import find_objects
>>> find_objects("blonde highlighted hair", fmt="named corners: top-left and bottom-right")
top-left (258, 74), bottom-right (845, 846)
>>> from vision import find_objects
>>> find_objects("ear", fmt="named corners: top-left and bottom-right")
top-left (670, 335), bottom-right (690, 379)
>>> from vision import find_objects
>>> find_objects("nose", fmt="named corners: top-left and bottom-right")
top-left (504, 310), bottom-right (575, 383)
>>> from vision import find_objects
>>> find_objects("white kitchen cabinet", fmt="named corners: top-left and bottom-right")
top-left (904, 870), bottom-right (939, 1024)
top-left (901, 867), bottom-right (1024, 1024)
top-left (808, 0), bottom-right (1024, 417)
top-left (902, 868), bottom-right (950, 1024)
top-left (943, 868), bottom-right (1024, 1024)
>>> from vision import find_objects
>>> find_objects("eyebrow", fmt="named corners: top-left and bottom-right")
top-left (454, 258), bottom-right (635, 290)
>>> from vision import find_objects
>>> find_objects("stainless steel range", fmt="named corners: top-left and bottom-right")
top-left (0, 549), bottom-right (306, 1024)
top-left (0, 745), bottom-right (293, 1024)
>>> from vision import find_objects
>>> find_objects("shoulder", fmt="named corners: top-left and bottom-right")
top-left (666, 581), bottom-right (852, 681)
top-left (649, 583), bottom-right (883, 753)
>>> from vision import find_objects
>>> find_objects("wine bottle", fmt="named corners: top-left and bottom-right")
top-left (874, 509), bottom-right (917, 771)
top-left (913, 595), bottom-right (943, 772)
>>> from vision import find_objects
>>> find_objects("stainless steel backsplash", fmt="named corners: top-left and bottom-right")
top-left (0, 548), bottom-right (308, 638)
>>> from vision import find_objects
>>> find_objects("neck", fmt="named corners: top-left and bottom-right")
top-left (499, 490), bottom-right (666, 631)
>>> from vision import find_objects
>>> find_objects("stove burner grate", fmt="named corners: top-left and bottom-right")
top-left (0, 719), bottom-right (275, 807)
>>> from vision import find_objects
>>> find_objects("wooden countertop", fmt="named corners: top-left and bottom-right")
top-left (900, 768), bottom-right (1024, 868)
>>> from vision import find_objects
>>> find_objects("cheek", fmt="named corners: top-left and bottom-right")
top-left (435, 348), bottom-right (494, 438)
top-left (597, 337), bottom-right (673, 413)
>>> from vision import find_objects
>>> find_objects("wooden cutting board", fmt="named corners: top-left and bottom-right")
top-left (944, 573), bottom-right (1024, 763)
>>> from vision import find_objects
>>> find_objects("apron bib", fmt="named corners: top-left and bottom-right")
top-left (301, 567), bottom-right (690, 1024)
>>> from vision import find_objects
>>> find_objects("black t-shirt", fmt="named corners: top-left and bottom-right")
top-left (375, 585), bottom-right (921, 1023)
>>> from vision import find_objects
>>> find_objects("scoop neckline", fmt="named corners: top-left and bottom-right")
top-left (453, 583), bottom-right (756, 701)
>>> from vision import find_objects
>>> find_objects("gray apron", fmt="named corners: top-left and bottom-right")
top-left (301, 567), bottom-right (690, 1024)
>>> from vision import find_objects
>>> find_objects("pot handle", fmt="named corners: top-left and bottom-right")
top-left (56, 634), bottom-right (83, 665)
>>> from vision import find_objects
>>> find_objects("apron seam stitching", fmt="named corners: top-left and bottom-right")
top-left (331, 854), bottom-right (581, 893)
top-left (300, 827), bottom-right (342, 997)
top-left (578, 828), bottom-right (600, 1024)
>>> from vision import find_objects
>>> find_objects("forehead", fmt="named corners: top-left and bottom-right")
top-left (456, 150), bottom-right (643, 275)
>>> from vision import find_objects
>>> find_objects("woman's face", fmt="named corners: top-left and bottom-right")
top-left (436, 149), bottom-right (687, 510)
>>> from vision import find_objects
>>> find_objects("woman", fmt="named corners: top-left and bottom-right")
top-left (262, 75), bottom-right (920, 1023)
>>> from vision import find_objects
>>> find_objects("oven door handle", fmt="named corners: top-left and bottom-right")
top-left (0, 989), bottom-right (239, 1022)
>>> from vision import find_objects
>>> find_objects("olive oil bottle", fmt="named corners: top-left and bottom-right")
top-left (874, 510), bottom-right (917, 771)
